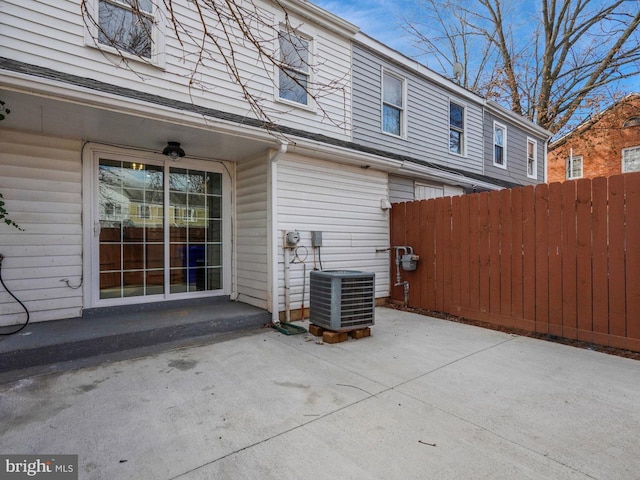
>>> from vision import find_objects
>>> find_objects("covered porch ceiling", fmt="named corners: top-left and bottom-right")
top-left (0, 87), bottom-right (276, 163)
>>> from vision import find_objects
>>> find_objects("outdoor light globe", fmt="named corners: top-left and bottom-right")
top-left (162, 141), bottom-right (185, 160)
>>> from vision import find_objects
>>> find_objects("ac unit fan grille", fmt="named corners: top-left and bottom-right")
top-left (309, 271), bottom-right (375, 331)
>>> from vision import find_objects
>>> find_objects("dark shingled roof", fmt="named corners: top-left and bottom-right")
top-left (0, 56), bottom-right (519, 189)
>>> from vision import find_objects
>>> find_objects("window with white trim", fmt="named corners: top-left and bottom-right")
top-left (493, 122), bottom-right (507, 168)
top-left (449, 102), bottom-right (465, 154)
top-left (86, 0), bottom-right (164, 65)
top-left (622, 146), bottom-right (640, 173)
top-left (382, 71), bottom-right (405, 136)
top-left (566, 155), bottom-right (583, 179)
top-left (278, 29), bottom-right (310, 106)
top-left (527, 138), bottom-right (537, 179)
top-left (97, 0), bottom-right (153, 58)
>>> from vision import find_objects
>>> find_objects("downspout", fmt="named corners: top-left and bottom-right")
top-left (270, 142), bottom-right (288, 326)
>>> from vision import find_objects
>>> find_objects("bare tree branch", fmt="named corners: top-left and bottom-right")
top-left (403, 0), bottom-right (640, 136)
top-left (81, 0), bottom-right (350, 138)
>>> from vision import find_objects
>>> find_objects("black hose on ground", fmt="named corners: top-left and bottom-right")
top-left (0, 254), bottom-right (30, 336)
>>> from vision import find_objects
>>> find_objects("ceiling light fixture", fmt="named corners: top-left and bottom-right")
top-left (162, 141), bottom-right (186, 160)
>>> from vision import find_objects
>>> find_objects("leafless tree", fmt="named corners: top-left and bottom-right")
top-left (403, 0), bottom-right (640, 135)
top-left (81, 0), bottom-right (350, 134)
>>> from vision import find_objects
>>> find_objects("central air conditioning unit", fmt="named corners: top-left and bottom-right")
top-left (309, 270), bottom-right (375, 332)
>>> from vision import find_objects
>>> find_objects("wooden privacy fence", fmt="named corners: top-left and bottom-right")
top-left (390, 172), bottom-right (640, 352)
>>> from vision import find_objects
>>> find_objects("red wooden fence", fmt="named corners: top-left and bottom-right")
top-left (390, 172), bottom-right (640, 352)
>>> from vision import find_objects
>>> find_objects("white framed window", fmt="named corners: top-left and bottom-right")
top-left (493, 122), bottom-right (507, 168)
top-left (622, 146), bottom-right (640, 173)
top-left (527, 138), bottom-right (538, 179)
top-left (449, 101), bottom-right (465, 155)
top-left (382, 70), bottom-right (405, 137)
top-left (566, 155), bottom-right (583, 179)
top-left (278, 29), bottom-right (311, 106)
top-left (85, 0), bottom-right (165, 66)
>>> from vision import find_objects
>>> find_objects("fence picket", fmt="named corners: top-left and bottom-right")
top-left (561, 180), bottom-right (578, 339)
top-left (534, 184), bottom-right (550, 334)
top-left (469, 194), bottom-right (480, 312)
top-left (478, 193), bottom-right (491, 314)
top-left (625, 172), bottom-right (640, 344)
top-left (609, 175), bottom-right (626, 339)
top-left (510, 187), bottom-right (523, 324)
top-left (522, 186), bottom-right (536, 327)
top-left (591, 177), bottom-right (609, 341)
top-left (548, 183), bottom-right (564, 336)
top-left (576, 178), bottom-right (593, 342)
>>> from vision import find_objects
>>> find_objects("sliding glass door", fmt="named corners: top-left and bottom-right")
top-left (97, 159), bottom-right (223, 301)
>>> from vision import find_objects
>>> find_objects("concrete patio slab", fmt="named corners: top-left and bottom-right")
top-left (1, 307), bottom-right (638, 479)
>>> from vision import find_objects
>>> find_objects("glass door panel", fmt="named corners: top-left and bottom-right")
top-left (169, 168), bottom-right (223, 293)
top-left (98, 160), bottom-right (164, 299)
top-left (98, 160), bottom-right (223, 302)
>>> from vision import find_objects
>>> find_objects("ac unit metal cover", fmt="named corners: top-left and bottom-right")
top-left (309, 270), bottom-right (375, 332)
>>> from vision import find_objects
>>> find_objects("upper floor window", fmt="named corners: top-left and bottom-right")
top-left (566, 155), bottom-right (583, 179)
top-left (278, 29), bottom-right (310, 106)
top-left (527, 138), bottom-right (537, 179)
top-left (449, 102), bottom-right (465, 154)
top-left (382, 71), bottom-right (405, 136)
top-left (623, 117), bottom-right (640, 128)
top-left (98, 0), bottom-right (153, 58)
top-left (622, 146), bottom-right (640, 173)
top-left (493, 122), bottom-right (507, 168)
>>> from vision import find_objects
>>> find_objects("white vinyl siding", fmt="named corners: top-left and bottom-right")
top-left (276, 155), bottom-right (390, 311)
top-left (236, 155), bottom-right (270, 309)
top-left (0, 130), bottom-right (83, 326)
top-left (1, 0), bottom-right (352, 140)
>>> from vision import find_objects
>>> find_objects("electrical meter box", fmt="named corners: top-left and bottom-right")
top-left (311, 231), bottom-right (323, 247)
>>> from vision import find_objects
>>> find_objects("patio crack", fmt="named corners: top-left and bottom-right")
top-left (392, 336), bottom-right (517, 390)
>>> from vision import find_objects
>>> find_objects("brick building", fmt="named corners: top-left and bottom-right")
top-left (548, 93), bottom-right (640, 182)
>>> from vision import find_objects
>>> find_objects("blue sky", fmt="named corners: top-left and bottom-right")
top-left (313, 0), bottom-right (639, 97)
top-left (313, 0), bottom-right (419, 55)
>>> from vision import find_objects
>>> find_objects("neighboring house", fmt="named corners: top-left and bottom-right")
top-left (0, 0), bottom-right (549, 329)
top-left (351, 34), bottom-right (551, 203)
top-left (547, 93), bottom-right (640, 182)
